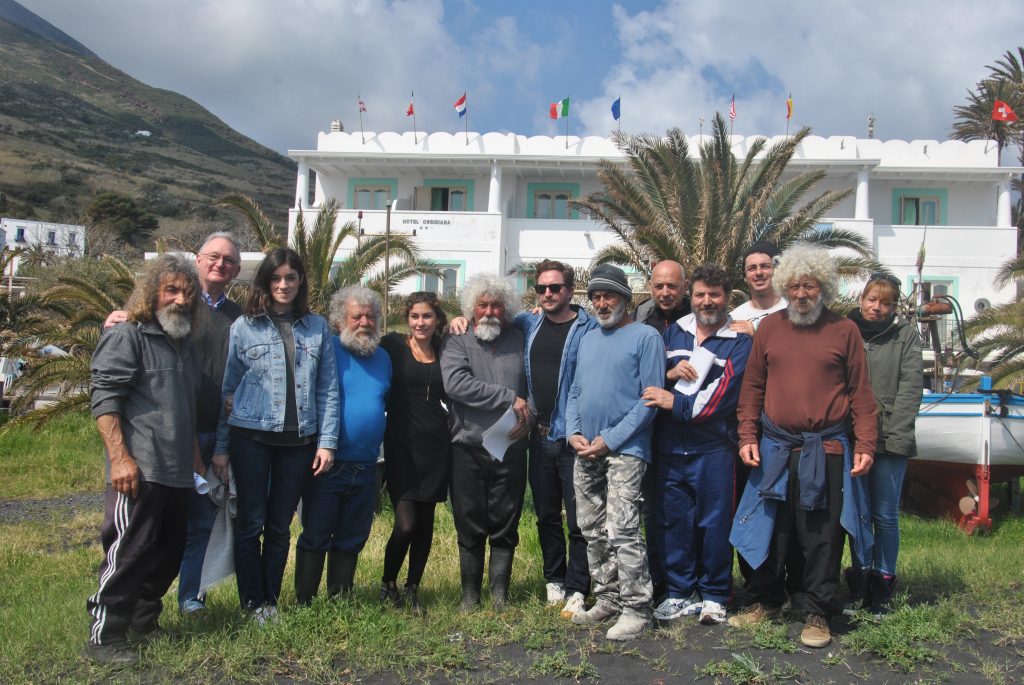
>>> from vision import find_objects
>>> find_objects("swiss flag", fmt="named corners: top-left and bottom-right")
top-left (992, 99), bottom-right (1018, 122)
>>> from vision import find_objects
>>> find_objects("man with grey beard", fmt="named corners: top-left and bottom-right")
top-left (730, 243), bottom-right (877, 650)
top-left (293, 286), bottom-right (391, 603)
top-left (566, 264), bottom-right (665, 641)
top-left (440, 274), bottom-right (530, 612)
top-left (86, 254), bottom-right (206, 665)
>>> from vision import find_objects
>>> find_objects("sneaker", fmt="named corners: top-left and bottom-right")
top-left (571, 601), bottom-right (619, 626)
top-left (83, 641), bottom-right (139, 666)
top-left (252, 605), bottom-right (279, 626)
top-left (181, 599), bottom-right (206, 614)
top-left (726, 602), bottom-right (781, 628)
top-left (560, 592), bottom-right (586, 619)
top-left (800, 614), bottom-right (831, 648)
top-left (699, 600), bottom-right (727, 625)
top-left (653, 594), bottom-right (702, 622)
top-left (605, 610), bottom-right (651, 641)
top-left (545, 582), bottom-right (566, 605)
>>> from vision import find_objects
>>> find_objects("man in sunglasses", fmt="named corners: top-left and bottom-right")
top-left (104, 233), bottom-right (243, 615)
top-left (519, 260), bottom-right (600, 618)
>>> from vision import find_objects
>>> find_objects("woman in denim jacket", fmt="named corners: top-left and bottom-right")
top-left (214, 248), bottom-right (340, 624)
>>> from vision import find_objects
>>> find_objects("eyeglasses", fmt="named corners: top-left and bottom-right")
top-left (533, 283), bottom-right (567, 294)
top-left (869, 272), bottom-right (901, 289)
top-left (199, 252), bottom-right (240, 268)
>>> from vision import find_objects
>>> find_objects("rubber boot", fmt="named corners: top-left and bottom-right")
top-left (868, 571), bottom-right (897, 617)
top-left (326, 550), bottom-right (358, 598)
top-left (294, 548), bottom-right (326, 605)
top-left (488, 546), bottom-right (514, 612)
top-left (458, 546), bottom-right (484, 613)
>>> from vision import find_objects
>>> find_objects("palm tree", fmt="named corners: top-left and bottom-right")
top-left (964, 299), bottom-right (1024, 392)
top-left (2, 256), bottom-right (135, 428)
top-left (220, 193), bottom-right (440, 317)
top-left (951, 77), bottom-right (1022, 162)
top-left (572, 114), bottom-right (877, 286)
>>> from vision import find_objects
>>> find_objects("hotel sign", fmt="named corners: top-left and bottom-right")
top-left (401, 217), bottom-right (452, 228)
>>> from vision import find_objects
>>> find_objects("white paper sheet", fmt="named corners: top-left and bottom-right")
top-left (481, 403), bottom-right (518, 462)
top-left (673, 346), bottom-right (716, 396)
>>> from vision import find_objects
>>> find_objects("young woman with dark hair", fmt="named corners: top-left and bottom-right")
top-left (214, 248), bottom-right (340, 624)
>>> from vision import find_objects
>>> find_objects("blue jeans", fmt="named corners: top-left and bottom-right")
top-left (297, 460), bottom-right (377, 554)
top-left (177, 433), bottom-right (218, 609)
top-left (853, 451), bottom-right (908, 575)
top-left (528, 432), bottom-right (590, 595)
top-left (230, 430), bottom-right (314, 609)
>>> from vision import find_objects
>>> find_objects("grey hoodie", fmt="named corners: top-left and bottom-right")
top-left (440, 324), bottom-right (526, 447)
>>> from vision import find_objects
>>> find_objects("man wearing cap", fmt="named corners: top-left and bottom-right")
top-left (566, 264), bottom-right (665, 641)
top-left (730, 241), bottom-right (787, 336)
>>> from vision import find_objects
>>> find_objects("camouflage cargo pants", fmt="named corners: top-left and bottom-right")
top-left (574, 453), bottom-right (653, 614)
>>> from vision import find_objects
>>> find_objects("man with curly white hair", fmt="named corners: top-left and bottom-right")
top-left (440, 273), bottom-right (531, 612)
top-left (729, 243), bottom-right (877, 650)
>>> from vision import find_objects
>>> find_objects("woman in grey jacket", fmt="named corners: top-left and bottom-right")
top-left (846, 274), bottom-right (923, 616)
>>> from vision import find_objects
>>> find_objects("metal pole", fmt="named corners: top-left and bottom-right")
top-left (384, 201), bottom-right (392, 333)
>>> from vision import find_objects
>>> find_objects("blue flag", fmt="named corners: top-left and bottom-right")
top-left (611, 97), bottom-right (621, 121)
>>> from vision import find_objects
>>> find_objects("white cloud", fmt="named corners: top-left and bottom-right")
top-left (579, 0), bottom-right (1024, 142)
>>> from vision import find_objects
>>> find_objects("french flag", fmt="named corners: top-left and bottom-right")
top-left (453, 92), bottom-right (467, 118)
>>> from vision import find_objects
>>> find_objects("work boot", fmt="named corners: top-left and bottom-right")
top-left (571, 600), bottom-right (619, 626)
top-left (842, 567), bottom-right (868, 615)
top-left (868, 571), bottom-right (898, 617)
top-left (488, 546), bottom-right (514, 612)
top-left (800, 614), bottom-right (832, 648)
top-left (726, 602), bottom-right (781, 628)
top-left (459, 546), bottom-right (485, 613)
top-left (294, 548), bottom-right (326, 605)
top-left (325, 550), bottom-right (358, 598)
top-left (605, 609), bottom-right (651, 641)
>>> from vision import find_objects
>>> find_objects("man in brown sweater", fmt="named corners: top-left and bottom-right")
top-left (728, 243), bottom-right (876, 649)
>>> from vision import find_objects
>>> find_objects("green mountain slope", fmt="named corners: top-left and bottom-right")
top-left (0, 0), bottom-right (295, 236)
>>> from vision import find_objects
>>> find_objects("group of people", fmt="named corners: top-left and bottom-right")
top-left (84, 231), bottom-right (923, 665)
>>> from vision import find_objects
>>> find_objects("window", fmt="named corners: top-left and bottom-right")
top-left (911, 277), bottom-right (956, 351)
top-left (900, 196), bottom-right (940, 225)
top-left (892, 188), bottom-right (947, 226)
top-left (416, 179), bottom-right (476, 211)
top-left (423, 264), bottom-right (460, 298)
top-left (527, 183), bottom-right (580, 219)
top-left (68, 232), bottom-right (78, 246)
top-left (47, 231), bottom-right (57, 245)
top-left (353, 185), bottom-right (392, 210)
top-left (15, 228), bottom-right (26, 242)
top-left (430, 187), bottom-right (466, 211)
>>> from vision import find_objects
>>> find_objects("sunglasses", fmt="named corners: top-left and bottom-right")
top-left (869, 272), bottom-right (901, 289)
top-left (533, 283), bottom-right (568, 294)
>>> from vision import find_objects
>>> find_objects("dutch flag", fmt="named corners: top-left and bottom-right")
top-left (453, 92), bottom-right (467, 118)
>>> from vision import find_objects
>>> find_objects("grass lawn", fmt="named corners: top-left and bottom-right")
top-left (1, 414), bottom-right (1023, 683)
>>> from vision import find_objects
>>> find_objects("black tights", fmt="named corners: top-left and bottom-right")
top-left (382, 500), bottom-right (437, 586)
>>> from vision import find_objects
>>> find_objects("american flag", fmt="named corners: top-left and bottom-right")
top-left (358, 98), bottom-right (367, 113)
top-left (729, 94), bottom-right (736, 121)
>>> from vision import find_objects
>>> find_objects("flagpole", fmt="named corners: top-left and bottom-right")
top-left (357, 91), bottom-right (365, 144)
top-left (699, 116), bottom-right (703, 137)
top-left (617, 94), bottom-right (621, 133)
top-left (728, 94), bottom-right (734, 141)
top-left (785, 93), bottom-right (791, 137)
top-left (465, 90), bottom-right (469, 145)
top-left (411, 90), bottom-right (418, 144)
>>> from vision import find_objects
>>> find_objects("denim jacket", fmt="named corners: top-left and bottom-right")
top-left (729, 418), bottom-right (873, 571)
top-left (516, 305), bottom-right (600, 442)
top-left (215, 312), bottom-right (341, 452)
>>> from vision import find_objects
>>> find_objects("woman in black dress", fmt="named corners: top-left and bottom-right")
top-left (379, 292), bottom-right (450, 612)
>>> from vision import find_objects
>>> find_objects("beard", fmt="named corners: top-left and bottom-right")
top-left (156, 304), bottom-right (192, 340)
top-left (474, 315), bottom-right (503, 342)
top-left (788, 294), bottom-right (825, 326)
top-left (695, 306), bottom-right (727, 327)
top-left (341, 326), bottom-right (380, 357)
top-left (596, 299), bottom-right (627, 329)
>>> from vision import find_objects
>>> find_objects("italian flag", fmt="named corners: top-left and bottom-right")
top-left (549, 97), bottom-right (569, 119)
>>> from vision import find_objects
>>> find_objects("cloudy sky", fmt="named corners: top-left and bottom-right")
top-left (17, 0), bottom-right (1024, 154)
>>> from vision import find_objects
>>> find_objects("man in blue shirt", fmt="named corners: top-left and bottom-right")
top-left (566, 264), bottom-right (665, 641)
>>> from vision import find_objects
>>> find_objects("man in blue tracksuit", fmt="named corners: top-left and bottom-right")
top-left (642, 263), bottom-right (752, 626)
top-left (516, 260), bottom-right (600, 618)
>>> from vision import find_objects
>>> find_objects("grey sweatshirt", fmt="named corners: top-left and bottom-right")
top-left (90, 321), bottom-right (198, 488)
top-left (440, 324), bottom-right (526, 447)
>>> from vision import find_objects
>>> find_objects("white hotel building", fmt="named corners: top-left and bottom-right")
top-left (288, 128), bottom-right (1020, 314)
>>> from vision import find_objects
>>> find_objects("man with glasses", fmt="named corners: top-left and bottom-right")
top-left (729, 243), bottom-right (876, 649)
top-left (518, 260), bottom-right (599, 617)
top-left (104, 233), bottom-right (243, 614)
top-left (566, 264), bottom-right (665, 641)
